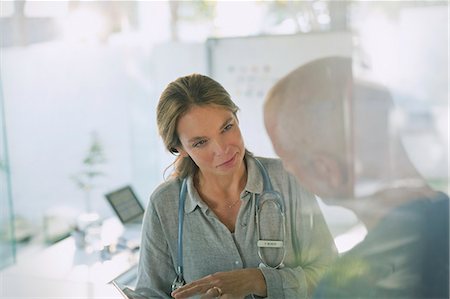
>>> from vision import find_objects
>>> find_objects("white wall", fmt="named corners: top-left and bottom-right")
top-left (2, 42), bottom-right (143, 223)
top-left (131, 41), bottom-right (207, 203)
top-left (1, 39), bottom-right (207, 231)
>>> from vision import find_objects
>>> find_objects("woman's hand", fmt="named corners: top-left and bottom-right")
top-left (171, 268), bottom-right (267, 299)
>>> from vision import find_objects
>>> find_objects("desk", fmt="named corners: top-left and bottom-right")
top-left (1, 273), bottom-right (122, 298)
top-left (0, 218), bottom-right (139, 298)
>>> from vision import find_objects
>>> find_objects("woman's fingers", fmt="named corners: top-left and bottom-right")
top-left (200, 286), bottom-right (223, 299)
top-left (172, 282), bottom-right (211, 298)
top-left (171, 269), bottom-right (261, 299)
top-left (172, 275), bottom-right (218, 298)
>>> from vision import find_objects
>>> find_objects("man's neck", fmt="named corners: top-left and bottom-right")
top-left (347, 181), bottom-right (434, 230)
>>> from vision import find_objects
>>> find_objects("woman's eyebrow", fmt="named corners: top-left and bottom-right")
top-left (188, 136), bottom-right (206, 143)
top-left (187, 117), bottom-right (234, 143)
top-left (220, 117), bottom-right (233, 129)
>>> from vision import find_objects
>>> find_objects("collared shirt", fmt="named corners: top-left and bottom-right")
top-left (135, 156), bottom-right (337, 298)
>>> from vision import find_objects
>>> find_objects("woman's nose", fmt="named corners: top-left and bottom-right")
top-left (212, 139), bottom-right (227, 155)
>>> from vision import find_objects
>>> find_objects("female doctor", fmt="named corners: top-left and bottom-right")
top-left (134, 74), bottom-right (337, 298)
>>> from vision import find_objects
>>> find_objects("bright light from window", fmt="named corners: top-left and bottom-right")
top-left (61, 8), bottom-right (107, 43)
top-left (1, 0), bottom-right (15, 17)
top-left (334, 223), bottom-right (367, 253)
top-left (24, 0), bottom-right (69, 18)
top-left (214, 2), bottom-right (265, 37)
top-left (317, 14), bottom-right (331, 25)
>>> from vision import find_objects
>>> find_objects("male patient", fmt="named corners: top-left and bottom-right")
top-left (264, 57), bottom-right (449, 299)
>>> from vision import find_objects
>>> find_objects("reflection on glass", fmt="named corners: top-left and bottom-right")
top-left (0, 3), bottom-right (447, 297)
top-left (264, 53), bottom-right (448, 299)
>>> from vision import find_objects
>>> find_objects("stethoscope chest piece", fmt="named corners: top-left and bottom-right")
top-left (256, 190), bottom-right (286, 269)
top-left (171, 274), bottom-right (185, 291)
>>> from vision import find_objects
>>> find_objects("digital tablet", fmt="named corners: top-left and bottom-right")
top-left (111, 280), bottom-right (147, 299)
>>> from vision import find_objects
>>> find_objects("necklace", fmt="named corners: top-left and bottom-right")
top-left (194, 173), bottom-right (243, 209)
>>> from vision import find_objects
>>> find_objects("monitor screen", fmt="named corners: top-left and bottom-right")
top-left (105, 186), bottom-right (144, 224)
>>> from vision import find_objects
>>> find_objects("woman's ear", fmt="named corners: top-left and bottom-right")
top-left (170, 146), bottom-right (188, 158)
top-left (177, 147), bottom-right (189, 158)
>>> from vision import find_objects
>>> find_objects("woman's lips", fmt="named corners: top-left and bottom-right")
top-left (217, 153), bottom-right (237, 168)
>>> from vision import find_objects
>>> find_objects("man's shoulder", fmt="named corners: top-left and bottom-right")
top-left (422, 191), bottom-right (449, 299)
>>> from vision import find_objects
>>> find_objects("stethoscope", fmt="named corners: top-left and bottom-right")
top-left (172, 158), bottom-right (286, 291)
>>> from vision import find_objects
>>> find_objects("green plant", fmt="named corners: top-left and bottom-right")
top-left (72, 132), bottom-right (106, 213)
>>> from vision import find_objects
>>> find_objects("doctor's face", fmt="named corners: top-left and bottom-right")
top-left (176, 105), bottom-right (246, 178)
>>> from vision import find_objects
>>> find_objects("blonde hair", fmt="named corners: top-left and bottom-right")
top-left (157, 73), bottom-right (249, 178)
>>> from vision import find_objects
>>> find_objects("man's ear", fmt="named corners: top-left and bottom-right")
top-left (311, 153), bottom-right (345, 189)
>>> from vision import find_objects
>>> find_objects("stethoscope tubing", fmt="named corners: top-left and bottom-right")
top-left (172, 158), bottom-right (286, 291)
top-left (256, 194), bottom-right (287, 269)
top-left (173, 179), bottom-right (187, 290)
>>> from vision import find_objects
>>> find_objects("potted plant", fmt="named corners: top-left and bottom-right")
top-left (71, 132), bottom-right (106, 249)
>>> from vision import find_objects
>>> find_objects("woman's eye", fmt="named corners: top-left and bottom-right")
top-left (193, 140), bottom-right (207, 148)
top-left (223, 123), bottom-right (233, 131)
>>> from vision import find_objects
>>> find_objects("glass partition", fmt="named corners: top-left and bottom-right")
top-left (0, 77), bottom-right (16, 269)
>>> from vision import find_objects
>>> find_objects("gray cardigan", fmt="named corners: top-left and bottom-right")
top-left (135, 156), bottom-right (337, 298)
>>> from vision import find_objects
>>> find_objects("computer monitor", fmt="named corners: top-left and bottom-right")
top-left (105, 186), bottom-right (144, 224)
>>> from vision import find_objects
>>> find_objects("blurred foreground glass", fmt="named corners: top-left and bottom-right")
top-left (0, 78), bottom-right (16, 269)
top-left (352, 3), bottom-right (448, 193)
